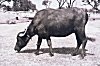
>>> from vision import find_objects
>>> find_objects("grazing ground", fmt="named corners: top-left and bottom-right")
top-left (0, 12), bottom-right (100, 66)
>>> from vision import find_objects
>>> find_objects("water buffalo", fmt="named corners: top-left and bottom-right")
top-left (14, 8), bottom-right (92, 59)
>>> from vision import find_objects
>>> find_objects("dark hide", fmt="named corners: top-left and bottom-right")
top-left (14, 8), bottom-right (90, 59)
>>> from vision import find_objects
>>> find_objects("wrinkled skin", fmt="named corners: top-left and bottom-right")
top-left (14, 8), bottom-right (91, 59)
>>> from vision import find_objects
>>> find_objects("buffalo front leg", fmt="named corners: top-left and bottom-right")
top-left (35, 36), bottom-right (42, 55)
top-left (81, 39), bottom-right (87, 59)
top-left (46, 37), bottom-right (54, 56)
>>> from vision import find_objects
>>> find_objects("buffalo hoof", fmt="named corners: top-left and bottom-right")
top-left (80, 54), bottom-right (85, 59)
top-left (71, 53), bottom-right (78, 56)
top-left (35, 51), bottom-right (39, 55)
top-left (49, 53), bottom-right (54, 57)
top-left (71, 49), bottom-right (79, 56)
top-left (80, 51), bottom-right (86, 59)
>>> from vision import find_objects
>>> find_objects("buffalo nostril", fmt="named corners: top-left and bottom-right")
top-left (14, 47), bottom-right (16, 50)
top-left (14, 46), bottom-right (20, 52)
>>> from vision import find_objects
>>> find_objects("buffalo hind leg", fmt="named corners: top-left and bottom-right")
top-left (46, 37), bottom-right (54, 56)
top-left (71, 32), bottom-right (82, 56)
top-left (72, 28), bottom-right (87, 59)
top-left (35, 36), bottom-right (42, 55)
top-left (80, 30), bottom-right (87, 59)
top-left (81, 39), bottom-right (87, 59)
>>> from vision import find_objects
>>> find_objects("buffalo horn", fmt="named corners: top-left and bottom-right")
top-left (18, 29), bottom-right (27, 37)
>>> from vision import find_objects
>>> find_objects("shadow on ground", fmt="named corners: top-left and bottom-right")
top-left (20, 47), bottom-right (75, 54)
top-left (19, 47), bottom-right (94, 56)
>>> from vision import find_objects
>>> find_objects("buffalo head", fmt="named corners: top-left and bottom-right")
top-left (14, 30), bottom-right (30, 52)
